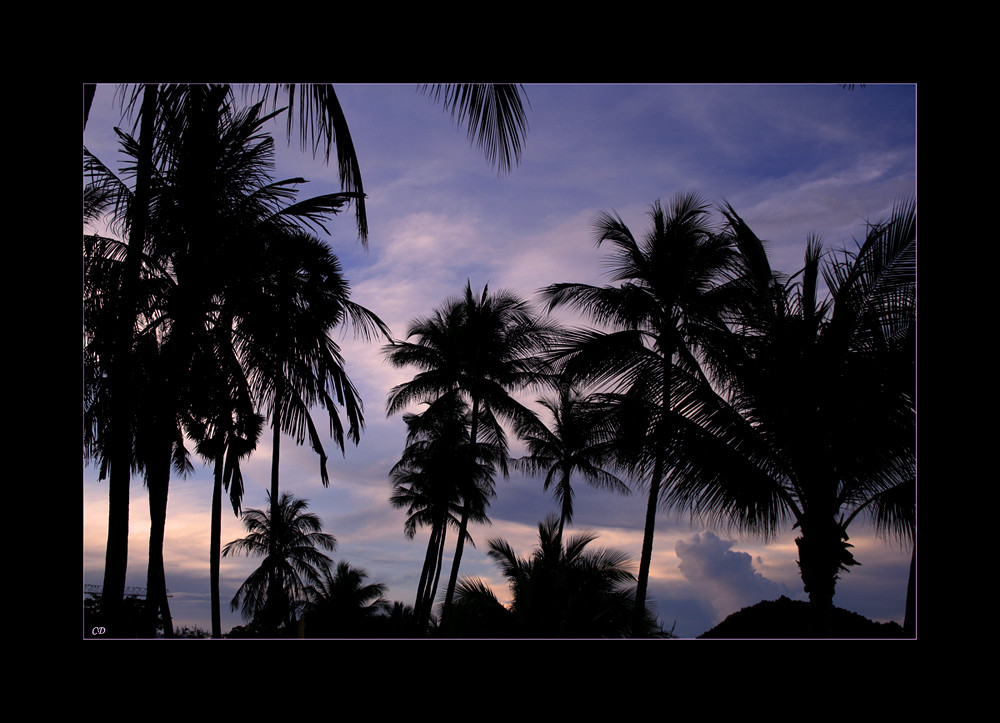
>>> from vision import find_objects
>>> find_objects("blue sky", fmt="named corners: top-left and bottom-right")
top-left (83, 83), bottom-right (917, 638)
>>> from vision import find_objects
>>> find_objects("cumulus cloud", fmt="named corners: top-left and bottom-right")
top-left (674, 531), bottom-right (791, 621)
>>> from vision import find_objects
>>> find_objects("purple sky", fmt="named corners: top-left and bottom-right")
top-left (83, 83), bottom-right (917, 638)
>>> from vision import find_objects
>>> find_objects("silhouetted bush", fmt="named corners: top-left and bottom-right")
top-left (698, 596), bottom-right (907, 638)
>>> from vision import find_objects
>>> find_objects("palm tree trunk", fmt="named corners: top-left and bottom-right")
top-left (102, 83), bottom-right (158, 634)
top-left (442, 398), bottom-right (480, 619)
top-left (444, 508), bottom-right (470, 618)
top-left (795, 514), bottom-right (842, 637)
top-left (429, 524), bottom-right (448, 622)
top-left (557, 470), bottom-right (570, 544)
top-left (210, 443), bottom-right (225, 638)
top-left (269, 402), bottom-right (282, 627)
top-left (631, 352), bottom-right (672, 636)
top-left (271, 409), bottom-right (281, 536)
top-left (143, 435), bottom-right (173, 637)
top-left (414, 524), bottom-right (438, 627)
top-left (632, 455), bottom-right (663, 636)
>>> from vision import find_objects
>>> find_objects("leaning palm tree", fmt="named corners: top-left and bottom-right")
top-left (223, 492), bottom-right (337, 635)
top-left (540, 192), bottom-right (740, 635)
top-left (512, 380), bottom-right (630, 540)
top-left (658, 199), bottom-right (916, 635)
top-left (450, 515), bottom-right (656, 638)
top-left (383, 281), bottom-right (556, 619)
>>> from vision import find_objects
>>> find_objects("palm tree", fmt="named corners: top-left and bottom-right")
top-left (300, 560), bottom-right (390, 637)
top-left (83, 83), bottom-right (159, 632)
top-left (131, 332), bottom-right (193, 638)
top-left (383, 281), bottom-right (555, 619)
top-left (233, 228), bottom-right (389, 627)
top-left (450, 515), bottom-right (656, 638)
top-left (388, 393), bottom-right (503, 629)
top-left (656, 199), bottom-right (916, 634)
top-left (84, 81), bottom-right (527, 625)
top-left (84, 85), bottom-right (368, 637)
top-left (223, 492), bottom-right (337, 635)
top-left (540, 192), bottom-right (740, 635)
top-left (512, 380), bottom-right (630, 540)
top-left (185, 335), bottom-right (265, 638)
top-left (84, 226), bottom-right (191, 637)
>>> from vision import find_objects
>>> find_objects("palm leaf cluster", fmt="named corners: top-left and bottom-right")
top-left (389, 393), bottom-right (505, 629)
top-left (511, 381), bottom-right (630, 540)
top-left (450, 516), bottom-right (654, 638)
top-left (300, 561), bottom-right (391, 637)
top-left (222, 492), bottom-right (337, 633)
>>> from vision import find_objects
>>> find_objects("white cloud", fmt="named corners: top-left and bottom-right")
top-left (674, 531), bottom-right (792, 621)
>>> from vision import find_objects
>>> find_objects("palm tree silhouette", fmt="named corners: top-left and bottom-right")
top-left (512, 380), bottom-right (630, 540)
top-left (84, 85), bottom-right (368, 637)
top-left (300, 560), bottom-right (390, 637)
top-left (234, 228), bottom-right (388, 625)
top-left (450, 515), bottom-right (656, 638)
top-left (185, 347), bottom-right (264, 638)
top-left (223, 492), bottom-right (337, 636)
top-left (540, 192), bottom-right (740, 635)
top-left (85, 84), bottom-right (159, 631)
top-left (84, 82), bottom-right (525, 626)
top-left (389, 392), bottom-right (503, 630)
top-left (84, 223), bottom-right (190, 636)
top-left (383, 282), bottom-right (555, 620)
top-left (657, 200), bottom-right (916, 635)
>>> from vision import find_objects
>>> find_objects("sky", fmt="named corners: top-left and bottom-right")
top-left (82, 83), bottom-right (918, 638)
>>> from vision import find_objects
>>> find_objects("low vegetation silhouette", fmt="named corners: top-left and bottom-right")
top-left (446, 515), bottom-right (664, 638)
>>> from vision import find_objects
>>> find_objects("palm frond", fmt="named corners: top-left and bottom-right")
top-left (420, 83), bottom-right (529, 177)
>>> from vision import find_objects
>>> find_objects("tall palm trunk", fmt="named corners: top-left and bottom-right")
top-left (442, 397), bottom-right (480, 618)
top-left (556, 468), bottom-right (571, 543)
top-left (268, 393), bottom-right (284, 632)
top-left (103, 83), bottom-right (158, 634)
top-left (416, 521), bottom-right (448, 629)
top-left (631, 349), bottom-right (673, 636)
top-left (430, 525), bottom-right (447, 616)
top-left (414, 524), bottom-right (437, 627)
top-left (142, 432), bottom-right (173, 638)
top-left (632, 456), bottom-right (663, 636)
top-left (210, 442), bottom-right (225, 638)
